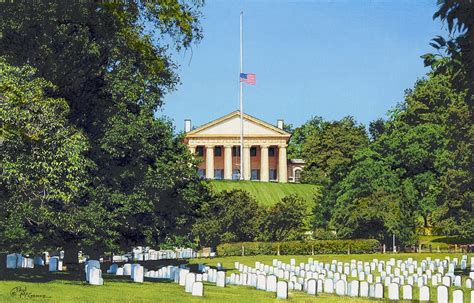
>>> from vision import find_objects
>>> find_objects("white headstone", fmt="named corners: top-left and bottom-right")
top-left (335, 279), bottom-right (346, 296)
top-left (179, 269), bottom-right (190, 286)
top-left (442, 276), bottom-right (451, 287)
top-left (185, 273), bottom-right (196, 293)
top-left (388, 283), bottom-right (399, 300)
top-left (454, 275), bottom-right (461, 287)
top-left (256, 274), bottom-right (266, 290)
top-left (107, 264), bottom-right (118, 274)
top-left (349, 280), bottom-right (359, 297)
top-left (307, 279), bottom-right (317, 295)
top-left (116, 267), bottom-right (124, 275)
top-left (402, 284), bottom-right (412, 300)
top-left (6, 254), bottom-right (17, 269)
top-left (437, 285), bottom-right (448, 303)
top-left (360, 281), bottom-right (369, 297)
top-left (216, 271), bottom-right (226, 287)
top-left (89, 267), bottom-right (104, 285)
top-left (192, 281), bottom-right (204, 297)
top-left (374, 283), bottom-right (384, 299)
top-left (276, 281), bottom-right (288, 299)
top-left (324, 278), bottom-right (334, 293)
top-left (419, 285), bottom-right (430, 301)
top-left (133, 265), bottom-right (144, 283)
top-left (49, 257), bottom-right (58, 272)
top-left (466, 278), bottom-right (472, 289)
top-left (266, 275), bottom-right (277, 292)
top-left (452, 289), bottom-right (463, 303)
top-left (123, 263), bottom-right (132, 276)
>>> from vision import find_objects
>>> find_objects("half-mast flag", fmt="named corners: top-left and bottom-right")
top-left (240, 73), bottom-right (256, 85)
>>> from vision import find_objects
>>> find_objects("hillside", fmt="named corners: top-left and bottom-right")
top-left (209, 180), bottom-right (319, 208)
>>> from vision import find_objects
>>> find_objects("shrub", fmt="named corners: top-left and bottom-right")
top-left (216, 239), bottom-right (380, 256)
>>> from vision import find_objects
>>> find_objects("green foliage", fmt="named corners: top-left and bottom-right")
top-left (0, 1), bottom-right (204, 257)
top-left (193, 190), bottom-right (263, 248)
top-left (216, 239), bottom-right (380, 256)
top-left (301, 116), bottom-right (368, 185)
top-left (298, 116), bottom-right (369, 230)
top-left (0, 60), bottom-right (90, 253)
top-left (330, 149), bottom-right (417, 246)
top-left (260, 194), bottom-right (310, 242)
top-left (287, 116), bottom-right (325, 159)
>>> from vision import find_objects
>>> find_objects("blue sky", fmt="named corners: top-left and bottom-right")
top-left (159, 0), bottom-right (446, 132)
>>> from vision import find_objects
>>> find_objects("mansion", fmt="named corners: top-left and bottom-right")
top-left (184, 111), bottom-right (304, 183)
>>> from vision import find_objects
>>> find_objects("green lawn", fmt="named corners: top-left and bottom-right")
top-left (1, 253), bottom-right (472, 303)
top-left (209, 180), bottom-right (319, 207)
top-left (418, 235), bottom-right (473, 250)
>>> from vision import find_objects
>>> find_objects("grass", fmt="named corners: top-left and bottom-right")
top-left (209, 180), bottom-right (319, 207)
top-left (1, 253), bottom-right (472, 303)
top-left (418, 235), bottom-right (473, 249)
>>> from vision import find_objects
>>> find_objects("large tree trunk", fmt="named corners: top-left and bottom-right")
top-left (63, 245), bottom-right (80, 272)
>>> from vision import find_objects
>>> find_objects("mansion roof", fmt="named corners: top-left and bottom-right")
top-left (184, 111), bottom-right (291, 141)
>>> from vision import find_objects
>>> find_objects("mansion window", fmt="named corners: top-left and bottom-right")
top-left (250, 147), bottom-right (257, 157)
top-left (214, 146), bottom-right (222, 157)
top-left (232, 146), bottom-right (241, 157)
top-left (196, 146), bottom-right (204, 157)
top-left (269, 147), bottom-right (276, 157)
top-left (198, 169), bottom-right (206, 178)
top-left (232, 169), bottom-right (240, 180)
top-left (295, 169), bottom-right (302, 183)
top-left (269, 169), bottom-right (277, 181)
top-left (214, 169), bottom-right (224, 180)
top-left (251, 169), bottom-right (260, 180)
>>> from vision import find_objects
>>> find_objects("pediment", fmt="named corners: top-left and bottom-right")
top-left (186, 111), bottom-right (290, 137)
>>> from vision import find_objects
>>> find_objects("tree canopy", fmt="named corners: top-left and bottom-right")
top-left (0, 0), bottom-right (205, 260)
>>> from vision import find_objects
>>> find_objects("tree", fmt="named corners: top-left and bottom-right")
top-left (330, 149), bottom-right (417, 246)
top-left (260, 194), bottom-right (309, 241)
top-left (0, 0), bottom-right (204, 262)
top-left (192, 190), bottom-right (263, 248)
top-left (0, 60), bottom-right (90, 254)
top-left (301, 117), bottom-right (368, 229)
top-left (422, 0), bottom-right (474, 99)
top-left (287, 116), bottom-right (325, 159)
top-left (301, 116), bottom-right (368, 185)
top-left (422, 0), bottom-right (473, 238)
top-left (372, 73), bottom-right (472, 236)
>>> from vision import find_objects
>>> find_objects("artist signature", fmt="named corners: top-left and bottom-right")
top-left (10, 286), bottom-right (50, 299)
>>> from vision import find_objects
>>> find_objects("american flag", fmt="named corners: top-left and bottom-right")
top-left (240, 73), bottom-right (256, 85)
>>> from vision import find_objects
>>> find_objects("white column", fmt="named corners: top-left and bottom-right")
top-left (278, 145), bottom-right (287, 183)
top-left (243, 145), bottom-right (251, 180)
top-left (206, 145), bottom-right (214, 179)
top-left (224, 145), bottom-right (232, 180)
top-left (260, 145), bottom-right (269, 182)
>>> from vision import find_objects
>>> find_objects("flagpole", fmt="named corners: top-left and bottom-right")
top-left (239, 11), bottom-right (244, 181)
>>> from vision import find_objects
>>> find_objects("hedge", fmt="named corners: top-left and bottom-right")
top-left (216, 239), bottom-right (380, 256)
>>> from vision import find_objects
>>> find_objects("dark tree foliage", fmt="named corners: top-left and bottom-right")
top-left (260, 194), bottom-right (310, 242)
top-left (0, 0), bottom-right (205, 259)
top-left (299, 117), bottom-right (369, 229)
top-left (192, 190), bottom-right (263, 249)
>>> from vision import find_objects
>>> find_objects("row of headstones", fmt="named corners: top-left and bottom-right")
top-left (254, 256), bottom-right (474, 291)
top-left (102, 261), bottom-right (227, 297)
top-left (130, 248), bottom-right (197, 261)
top-left (239, 259), bottom-right (474, 291)
top-left (234, 263), bottom-right (473, 302)
top-left (269, 255), bottom-right (471, 276)
top-left (6, 254), bottom-right (69, 272)
top-left (235, 257), bottom-right (474, 300)
top-left (6, 253), bottom-right (36, 269)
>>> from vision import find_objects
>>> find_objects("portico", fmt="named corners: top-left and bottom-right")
top-left (184, 111), bottom-right (291, 183)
